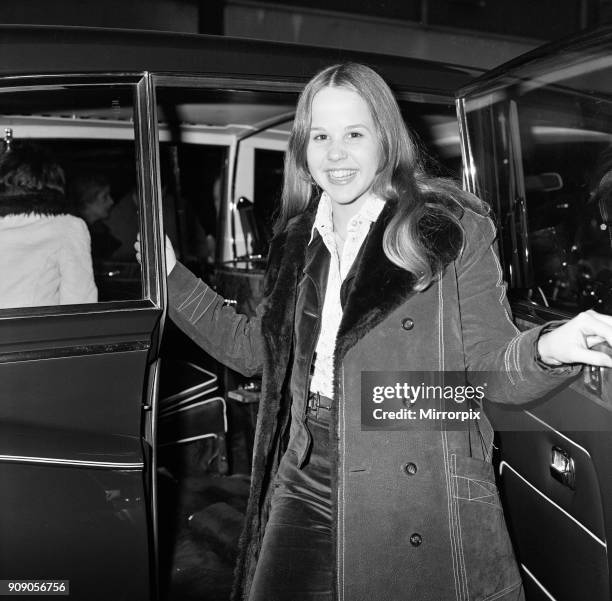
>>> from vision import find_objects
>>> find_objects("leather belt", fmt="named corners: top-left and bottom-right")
top-left (307, 391), bottom-right (333, 421)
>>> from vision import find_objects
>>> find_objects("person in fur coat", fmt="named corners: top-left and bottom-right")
top-left (0, 141), bottom-right (97, 308)
top-left (138, 63), bottom-right (612, 601)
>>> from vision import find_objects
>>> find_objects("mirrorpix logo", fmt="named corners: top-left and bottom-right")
top-left (361, 371), bottom-right (487, 431)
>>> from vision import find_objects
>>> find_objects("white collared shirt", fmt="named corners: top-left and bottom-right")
top-left (309, 192), bottom-right (386, 399)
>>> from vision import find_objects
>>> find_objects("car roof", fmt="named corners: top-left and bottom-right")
top-left (0, 24), bottom-right (475, 98)
top-left (458, 25), bottom-right (612, 98)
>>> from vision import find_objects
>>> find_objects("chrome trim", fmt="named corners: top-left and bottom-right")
top-left (159, 385), bottom-right (219, 414)
top-left (0, 455), bottom-right (143, 469)
top-left (160, 396), bottom-right (228, 432)
top-left (0, 341), bottom-right (150, 364)
top-left (140, 69), bottom-right (166, 596)
top-left (0, 73), bottom-right (144, 89)
top-left (146, 357), bottom-right (161, 580)
top-left (456, 96), bottom-right (476, 193)
top-left (0, 298), bottom-right (156, 321)
top-left (523, 410), bottom-right (592, 457)
top-left (520, 564), bottom-right (557, 601)
top-left (136, 73), bottom-right (161, 307)
top-left (508, 99), bottom-right (532, 288)
top-left (236, 111), bottom-right (295, 143)
top-left (396, 90), bottom-right (455, 104)
top-left (499, 461), bottom-right (606, 548)
top-left (150, 74), bottom-right (454, 107)
top-left (151, 73), bottom-right (304, 93)
top-left (228, 133), bottom-right (239, 260)
top-left (158, 432), bottom-right (218, 447)
top-left (159, 362), bottom-right (218, 405)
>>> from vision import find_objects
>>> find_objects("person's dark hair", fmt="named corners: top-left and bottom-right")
top-left (278, 62), bottom-right (487, 290)
top-left (69, 172), bottom-right (110, 211)
top-left (0, 141), bottom-right (67, 216)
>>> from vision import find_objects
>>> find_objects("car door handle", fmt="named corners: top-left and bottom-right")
top-left (584, 364), bottom-right (602, 397)
top-left (550, 445), bottom-right (576, 490)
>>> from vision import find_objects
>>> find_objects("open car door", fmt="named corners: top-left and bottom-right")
top-left (457, 30), bottom-right (612, 601)
top-left (0, 76), bottom-right (165, 600)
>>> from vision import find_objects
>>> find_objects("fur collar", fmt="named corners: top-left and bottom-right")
top-left (265, 201), bottom-right (463, 364)
top-left (335, 201), bottom-right (417, 363)
top-left (0, 190), bottom-right (74, 217)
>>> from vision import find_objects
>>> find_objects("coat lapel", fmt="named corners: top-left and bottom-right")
top-left (336, 202), bottom-right (416, 363)
top-left (260, 207), bottom-right (317, 343)
top-left (303, 230), bottom-right (330, 306)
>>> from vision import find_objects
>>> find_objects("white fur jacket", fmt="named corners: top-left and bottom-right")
top-left (0, 213), bottom-right (97, 308)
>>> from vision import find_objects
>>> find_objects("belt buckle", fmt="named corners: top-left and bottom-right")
top-left (308, 391), bottom-right (321, 419)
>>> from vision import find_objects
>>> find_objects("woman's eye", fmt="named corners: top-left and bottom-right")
top-left (313, 134), bottom-right (327, 141)
top-left (348, 131), bottom-right (363, 139)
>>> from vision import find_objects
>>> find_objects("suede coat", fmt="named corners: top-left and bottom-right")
top-left (167, 202), bottom-right (577, 601)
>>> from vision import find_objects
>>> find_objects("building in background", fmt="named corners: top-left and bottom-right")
top-left (0, 0), bottom-right (610, 68)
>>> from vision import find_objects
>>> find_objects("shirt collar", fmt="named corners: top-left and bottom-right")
top-left (309, 191), bottom-right (385, 244)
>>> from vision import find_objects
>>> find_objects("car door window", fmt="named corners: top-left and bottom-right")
top-left (154, 83), bottom-right (298, 276)
top-left (0, 85), bottom-right (143, 309)
top-left (462, 58), bottom-right (612, 315)
top-left (518, 97), bottom-right (612, 314)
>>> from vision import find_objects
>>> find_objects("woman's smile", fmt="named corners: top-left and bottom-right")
top-left (326, 168), bottom-right (359, 185)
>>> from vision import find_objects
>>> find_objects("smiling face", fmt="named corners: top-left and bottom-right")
top-left (306, 85), bottom-right (381, 217)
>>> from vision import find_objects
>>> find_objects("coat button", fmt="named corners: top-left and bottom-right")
top-left (403, 462), bottom-right (418, 475)
top-left (401, 317), bottom-right (414, 331)
top-left (410, 533), bottom-right (423, 547)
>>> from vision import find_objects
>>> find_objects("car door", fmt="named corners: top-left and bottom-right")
top-left (457, 32), bottom-right (612, 601)
top-left (0, 76), bottom-right (165, 600)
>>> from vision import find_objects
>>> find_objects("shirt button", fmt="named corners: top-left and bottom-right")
top-left (401, 318), bottom-right (415, 331)
top-left (410, 533), bottom-right (423, 547)
top-left (403, 462), bottom-right (418, 475)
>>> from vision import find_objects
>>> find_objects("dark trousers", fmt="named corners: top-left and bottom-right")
top-left (248, 414), bottom-right (333, 601)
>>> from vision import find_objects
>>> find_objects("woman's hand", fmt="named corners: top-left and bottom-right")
top-left (537, 310), bottom-right (612, 368)
top-left (134, 233), bottom-right (177, 276)
top-left (134, 233), bottom-right (142, 264)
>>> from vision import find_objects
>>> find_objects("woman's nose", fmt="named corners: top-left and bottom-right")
top-left (327, 141), bottom-right (347, 161)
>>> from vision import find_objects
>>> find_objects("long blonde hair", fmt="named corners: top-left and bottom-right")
top-left (277, 62), bottom-right (487, 291)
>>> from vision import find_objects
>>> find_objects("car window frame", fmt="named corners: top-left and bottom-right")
top-left (0, 73), bottom-right (165, 318)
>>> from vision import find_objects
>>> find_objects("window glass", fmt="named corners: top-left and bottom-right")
top-left (155, 86), bottom-right (297, 275)
top-left (519, 98), bottom-right (612, 313)
top-left (402, 107), bottom-right (462, 178)
top-left (464, 54), bottom-right (612, 315)
top-left (253, 147), bottom-right (284, 250)
top-left (158, 141), bottom-right (227, 286)
top-left (0, 86), bottom-right (142, 308)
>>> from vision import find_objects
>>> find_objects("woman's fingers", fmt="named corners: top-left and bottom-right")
top-left (585, 334), bottom-right (607, 347)
top-left (537, 310), bottom-right (612, 367)
top-left (134, 233), bottom-right (142, 264)
top-left (565, 346), bottom-right (612, 368)
top-left (134, 233), bottom-right (176, 275)
top-left (579, 310), bottom-right (612, 347)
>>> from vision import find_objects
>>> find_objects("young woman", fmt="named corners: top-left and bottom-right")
top-left (141, 63), bottom-right (612, 601)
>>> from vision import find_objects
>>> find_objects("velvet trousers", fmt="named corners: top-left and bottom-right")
top-left (248, 413), bottom-right (333, 601)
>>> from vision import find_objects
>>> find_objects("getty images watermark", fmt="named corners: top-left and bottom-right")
top-left (361, 370), bottom-right (598, 431)
top-left (361, 371), bottom-right (488, 431)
